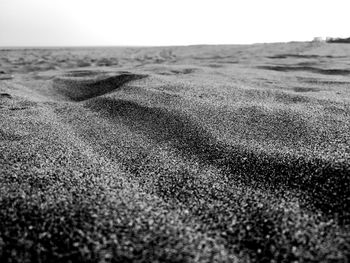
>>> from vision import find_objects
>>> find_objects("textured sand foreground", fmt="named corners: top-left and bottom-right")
top-left (0, 43), bottom-right (350, 262)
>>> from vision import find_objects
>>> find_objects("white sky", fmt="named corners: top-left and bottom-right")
top-left (0, 0), bottom-right (349, 46)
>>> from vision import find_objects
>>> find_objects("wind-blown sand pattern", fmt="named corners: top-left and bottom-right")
top-left (0, 42), bottom-right (350, 262)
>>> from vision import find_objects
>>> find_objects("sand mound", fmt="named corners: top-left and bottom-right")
top-left (53, 70), bottom-right (146, 101)
top-left (85, 96), bottom-right (349, 221)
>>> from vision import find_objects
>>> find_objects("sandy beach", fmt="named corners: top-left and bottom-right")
top-left (1, 42), bottom-right (349, 262)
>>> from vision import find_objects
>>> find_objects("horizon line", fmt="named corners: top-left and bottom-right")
top-left (0, 41), bottom-right (312, 50)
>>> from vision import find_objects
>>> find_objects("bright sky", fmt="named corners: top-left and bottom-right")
top-left (0, 0), bottom-right (349, 46)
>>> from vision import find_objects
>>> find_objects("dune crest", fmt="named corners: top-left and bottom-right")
top-left (52, 69), bottom-right (146, 101)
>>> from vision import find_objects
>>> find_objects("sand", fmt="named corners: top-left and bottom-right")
top-left (0, 42), bottom-right (349, 262)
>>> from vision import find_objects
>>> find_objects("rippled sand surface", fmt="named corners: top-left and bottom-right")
top-left (1, 42), bottom-right (350, 262)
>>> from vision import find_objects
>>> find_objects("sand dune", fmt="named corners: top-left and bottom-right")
top-left (1, 42), bottom-right (350, 262)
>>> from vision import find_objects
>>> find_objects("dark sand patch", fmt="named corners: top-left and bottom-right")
top-left (258, 65), bottom-right (350, 76)
top-left (267, 54), bottom-right (339, 59)
top-left (53, 70), bottom-right (146, 101)
top-left (297, 77), bottom-right (350, 85)
top-left (293, 87), bottom-right (321, 92)
top-left (8, 106), bottom-right (29, 111)
top-left (206, 63), bottom-right (224, 68)
top-left (169, 68), bottom-right (197, 75)
top-left (0, 93), bottom-right (12, 99)
top-left (0, 74), bottom-right (13, 80)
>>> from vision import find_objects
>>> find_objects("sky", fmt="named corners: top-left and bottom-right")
top-left (0, 0), bottom-right (349, 46)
